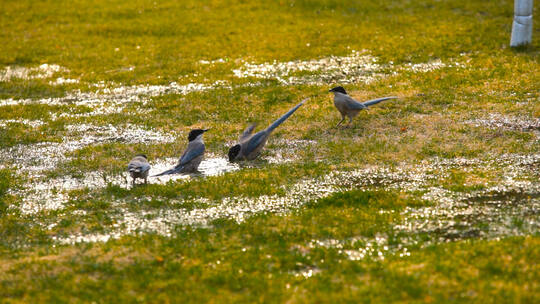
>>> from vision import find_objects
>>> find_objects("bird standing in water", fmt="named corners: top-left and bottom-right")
top-left (228, 100), bottom-right (306, 162)
top-left (154, 129), bottom-right (209, 176)
top-left (127, 154), bottom-right (151, 185)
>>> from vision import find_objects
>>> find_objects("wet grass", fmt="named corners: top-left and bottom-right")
top-left (1, 200), bottom-right (538, 302)
top-left (1, 0), bottom-right (540, 302)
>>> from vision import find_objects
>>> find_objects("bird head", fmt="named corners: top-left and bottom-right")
top-left (135, 154), bottom-right (148, 159)
top-left (228, 144), bottom-right (241, 162)
top-left (329, 86), bottom-right (347, 94)
top-left (188, 129), bottom-right (209, 141)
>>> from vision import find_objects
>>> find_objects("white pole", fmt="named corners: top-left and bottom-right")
top-left (510, 0), bottom-right (533, 47)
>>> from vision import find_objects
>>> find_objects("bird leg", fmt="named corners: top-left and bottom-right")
top-left (336, 116), bottom-right (345, 128)
top-left (346, 116), bottom-right (353, 128)
top-left (144, 177), bottom-right (147, 184)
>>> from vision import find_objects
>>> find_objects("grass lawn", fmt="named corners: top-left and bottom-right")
top-left (0, 0), bottom-right (539, 302)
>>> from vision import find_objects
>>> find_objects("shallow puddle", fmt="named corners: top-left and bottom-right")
top-left (0, 81), bottom-right (227, 117)
top-left (233, 50), bottom-right (384, 85)
top-left (15, 155), bottom-right (240, 214)
top-left (6, 133), bottom-right (314, 215)
top-left (1, 124), bottom-right (177, 174)
top-left (233, 50), bottom-right (465, 85)
top-left (307, 155), bottom-right (540, 262)
top-left (149, 156), bottom-right (240, 184)
top-left (0, 119), bottom-right (45, 128)
top-left (52, 154), bottom-right (540, 248)
top-left (49, 77), bottom-right (79, 85)
top-left (3, 59), bottom-right (534, 251)
top-left (465, 113), bottom-right (540, 133)
top-left (290, 266), bottom-right (322, 279)
top-left (1, 53), bottom-right (465, 120)
top-left (264, 139), bottom-right (317, 164)
top-left (0, 64), bottom-right (67, 81)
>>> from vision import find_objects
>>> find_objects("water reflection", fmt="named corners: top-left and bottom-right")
top-left (52, 153), bottom-right (540, 248)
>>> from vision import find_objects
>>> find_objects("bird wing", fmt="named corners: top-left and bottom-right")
top-left (240, 124), bottom-right (257, 140)
top-left (343, 95), bottom-right (367, 110)
top-left (139, 162), bottom-right (151, 173)
top-left (153, 142), bottom-right (205, 177)
top-left (178, 141), bottom-right (205, 166)
top-left (128, 160), bottom-right (150, 173)
top-left (246, 130), bottom-right (268, 154)
top-left (361, 96), bottom-right (398, 107)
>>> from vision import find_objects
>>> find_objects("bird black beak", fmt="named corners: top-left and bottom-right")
top-left (328, 89), bottom-right (333, 92)
top-left (203, 129), bottom-right (210, 132)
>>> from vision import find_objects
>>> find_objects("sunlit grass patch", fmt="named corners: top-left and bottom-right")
top-left (1, 198), bottom-right (538, 301)
top-left (0, 0), bottom-right (539, 301)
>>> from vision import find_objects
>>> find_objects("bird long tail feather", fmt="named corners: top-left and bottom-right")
top-left (152, 165), bottom-right (183, 177)
top-left (266, 99), bottom-right (306, 133)
top-left (362, 96), bottom-right (398, 107)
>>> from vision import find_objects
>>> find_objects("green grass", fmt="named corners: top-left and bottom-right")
top-left (1, 198), bottom-right (538, 302)
top-left (1, 0), bottom-right (539, 302)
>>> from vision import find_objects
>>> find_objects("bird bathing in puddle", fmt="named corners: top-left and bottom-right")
top-left (228, 99), bottom-right (306, 162)
top-left (127, 154), bottom-right (151, 185)
top-left (153, 129), bottom-right (209, 176)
